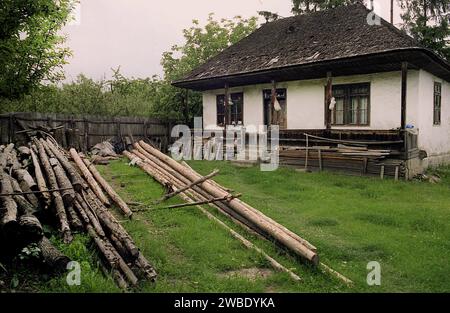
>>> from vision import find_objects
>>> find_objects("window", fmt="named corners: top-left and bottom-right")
top-left (216, 93), bottom-right (244, 126)
top-left (434, 82), bottom-right (442, 125)
top-left (330, 83), bottom-right (370, 126)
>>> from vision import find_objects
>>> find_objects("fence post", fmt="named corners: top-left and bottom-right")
top-left (8, 113), bottom-right (14, 143)
top-left (84, 118), bottom-right (89, 151)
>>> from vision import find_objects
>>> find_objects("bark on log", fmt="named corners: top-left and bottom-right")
top-left (13, 169), bottom-right (40, 208)
top-left (74, 193), bottom-right (105, 237)
top-left (84, 189), bottom-right (139, 259)
top-left (45, 138), bottom-right (85, 191)
top-left (82, 158), bottom-right (132, 217)
top-left (10, 176), bottom-right (37, 215)
top-left (38, 237), bottom-right (71, 272)
top-left (0, 170), bottom-right (19, 236)
top-left (34, 138), bottom-right (72, 243)
top-left (69, 148), bottom-right (111, 206)
top-left (41, 139), bottom-right (75, 206)
top-left (138, 141), bottom-right (319, 265)
top-left (19, 214), bottom-right (44, 243)
top-left (66, 204), bottom-right (83, 231)
top-left (85, 224), bottom-right (138, 286)
top-left (30, 146), bottom-right (51, 209)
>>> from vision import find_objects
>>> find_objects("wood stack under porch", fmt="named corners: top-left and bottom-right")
top-left (276, 129), bottom-right (419, 179)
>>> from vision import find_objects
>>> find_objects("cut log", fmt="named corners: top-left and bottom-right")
top-left (156, 169), bottom-right (220, 203)
top-left (38, 237), bottom-right (71, 272)
top-left (18, 214), bottom-right (44, 243)
top-left (9, 176), bottom-right (37, 215)
top-left (41, 139), bottom-right (75, 206)
top-left (30, 146), bottom-right (51, 209)
top-left (83, 189), bottom-right (139, 259)
top-left (0, 170), bottom-right (19, 236)
top-left (34, 138), bottom-right (72, 243)
top-left (45, 138), bottom-right (85, 191)
top-left (74, 193), bottom-right (105, 237)
top-left (66, 204), bottom-right (83, 231)
top-left (82, 158), bottom-right (132, 217)
top-left (13, 169), bottom-right (39, 208)
top-left (69, 148), bottom-right (111, 206)
top-left (138, 141), bottom-right (319, 265)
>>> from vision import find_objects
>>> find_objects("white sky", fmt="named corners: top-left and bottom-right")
top-left (62, 0), bottom-right (403, 82)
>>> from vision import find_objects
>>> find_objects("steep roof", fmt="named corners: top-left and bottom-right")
top-left (173, 4), bottom-right (450, 90)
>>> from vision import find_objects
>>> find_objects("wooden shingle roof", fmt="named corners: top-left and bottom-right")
top-left (174, 4), bottom-right (450, 90)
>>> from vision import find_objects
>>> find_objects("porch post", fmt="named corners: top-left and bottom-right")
top-left (270, 80), bottom-right (276, 126)
top-left (401, 62), bottom-right (408, 130)
top-left (325, 71), bottom-right (333, 130)
top-left (224, 83), bottom-right (230, 126)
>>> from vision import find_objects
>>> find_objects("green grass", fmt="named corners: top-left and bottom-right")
top-left (22, 161), bottom-right (450, 292)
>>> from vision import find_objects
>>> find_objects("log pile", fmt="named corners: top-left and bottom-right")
top-left (279, 145), bottom-right (406, 178)
top-left (124, 141), bottom-right (319, 266)
top-left (0, 137), bottom-right (156, 288)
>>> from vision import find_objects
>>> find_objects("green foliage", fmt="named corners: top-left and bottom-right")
top-left (1, 14), bottom-right (258, 122)
top-left (18, 243), bottom-right (41, 261)
top-left (160, 14), bottom-right (258, 124)
top-left (0, 0), bottom-right (75, 98)
top-left (291, 0), bottom-right (366, 14)
top-left (399, 0), bottom-right (450, 60)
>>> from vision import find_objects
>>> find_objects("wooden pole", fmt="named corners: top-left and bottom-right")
top-left (82, 158), bottom-right (133, 218)
top-left (390, 0), bottom-right (394, 24)
top-left (156, 169), bottom-right (220, 203)
top-left (270, 80), bottom-right (276, 126)
top-left (137, 141), bottom-right (319, 265)
top-left (224, 83), bottom-right (230, 126)
top-left (325, 72), bottom-right (333, 130)
top-left (69, 148), bottom-right (111, 207)
top-left (401, 62), bottom-right (408, 130)
top-left (160, 194), bottom-right (242, 210)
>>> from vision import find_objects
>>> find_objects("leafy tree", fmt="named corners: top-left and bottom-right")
top-left (0, 0), bottom-right (74, 99)
top-left (399, 0), bottom-right (450, 60)
top-left (291, 0), bottom-right (366, 14)
top-left (160, 14), bottom-right (258, 124)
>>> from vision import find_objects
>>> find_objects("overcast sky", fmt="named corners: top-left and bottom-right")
top-left (62, 0), bottom-right (403, 82)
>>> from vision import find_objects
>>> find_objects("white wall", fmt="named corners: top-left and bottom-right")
top-left (416, 70), bottom-right (450, 166)
top-left (203, 71), bottom-right (420, 131)
top-left (202, 70), bottom-right (450, 162)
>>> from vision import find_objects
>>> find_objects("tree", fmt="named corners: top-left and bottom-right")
top-left (399, 0), bottom-right (450, 60)
top-left (291, 0), bottom-right (366, 14)
top-left (160, 14), bottom-right (258, 124)
top-left (0, 0), bottom-right (74, 99)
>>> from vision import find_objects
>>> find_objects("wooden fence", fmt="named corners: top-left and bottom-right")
top-left (0, 112), bottom-right (172, 152)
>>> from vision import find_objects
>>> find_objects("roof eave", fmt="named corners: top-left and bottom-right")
top-left (172, 48), bottom-right (450, 91)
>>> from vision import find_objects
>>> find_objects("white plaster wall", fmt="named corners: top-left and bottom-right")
top-left (202, 71), bottom-right (423, 131)
top-left (416, 70), bottom-right (450, 166)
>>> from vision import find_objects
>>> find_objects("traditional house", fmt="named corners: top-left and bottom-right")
top-left (173, 4), bottom-right (450, 177)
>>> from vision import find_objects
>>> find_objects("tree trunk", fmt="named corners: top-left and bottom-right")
top-left (69, 148), bottom-right (111, 207)
top-left (82, 158), bottom-right (132, 217)
top-left (34, 138), bottom-right (72, 243)
top-left (38, 237), bottom-right (71, 272)
top-left (41, 139), bottom-right (75, 206)
top-left (45, 138), bottom-right (85, 191)
top-left (30, 146), bottom-right (51, 209)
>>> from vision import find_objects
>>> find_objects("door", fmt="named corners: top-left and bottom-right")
top-left (263, 89), bottom-right (287, 129)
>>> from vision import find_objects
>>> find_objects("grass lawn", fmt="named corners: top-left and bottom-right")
top-left (32, 160), bottom-right (450, 292)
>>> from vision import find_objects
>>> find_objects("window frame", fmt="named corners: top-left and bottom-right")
top-left (216, 92), bottom-right (244, 126)
top-left (328, 83), bottom-right (371, 127)
top-left (433, 82), bottom-right (442, 126)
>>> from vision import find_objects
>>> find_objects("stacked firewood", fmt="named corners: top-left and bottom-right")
top-left (124, 141), bottom-right (319, 266)
top-left (0, 137), bottom-right (156, 289)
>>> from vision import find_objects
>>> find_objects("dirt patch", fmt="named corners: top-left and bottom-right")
top-left (219, 268), bottom-right (273, 280)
